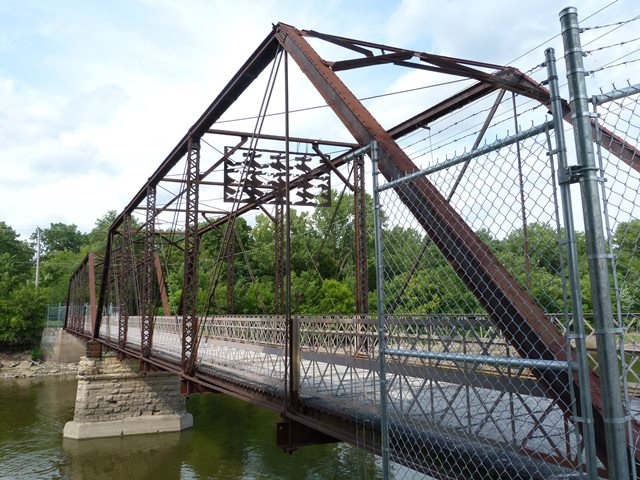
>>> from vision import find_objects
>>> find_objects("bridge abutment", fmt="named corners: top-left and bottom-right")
top-left (63, 354), bottom-right (193, 439)
top-left (40, 327), bottom-right (86, 363)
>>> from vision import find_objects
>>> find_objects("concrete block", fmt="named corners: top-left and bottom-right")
top-left (40, 328), bottom-right (86, 363)
top-left (63, 413), bottom-right (193, 439)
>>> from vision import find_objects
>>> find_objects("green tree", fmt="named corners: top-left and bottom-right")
top-left (613, 219), bottom-right (640, 313)
top-left (85, 210), bottom-right (118, 253)
top-left (0, 222), bottom-right (33, 286)
top-left (35, 222), bottom-right (87, 254)
top-left (39, 249), bottom-right (84, 304)
top-left (0, 222), bottom-right (46, 349)
top-left (0, 284), bottom-right (48, 348)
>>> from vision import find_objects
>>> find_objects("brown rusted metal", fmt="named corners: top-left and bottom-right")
top-left (182, 136), bottom-right (200, 375)
top-left (154, 252), bottom-right (171, 316)
top-left (274, 22), bottom-right (613, 469)
top-left (93, 232), bottom-right (111, 338)
top-left (274, 197), bottom-right (285, 314)
top-left (226, 224), bottom-right (235, 314)
top-left (88, 252), bottom-right (97, 336)
top-left (141, 183), bottom-right (156, 359)
top-left (117, 217), bottom-right (132, 349)
top-left (85, 340), bottom-right (102, 358)
top-left (207, 128), bottom-right (357, 148)
top-left (354, 154), bottom-right (370, 354)
top-left (110, 30), bottom-right (281, 234)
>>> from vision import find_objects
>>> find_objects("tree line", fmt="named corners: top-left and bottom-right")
top-left (1, 190), bottom-right (638, 349)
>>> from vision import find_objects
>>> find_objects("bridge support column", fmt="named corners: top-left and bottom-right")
top-left (63, 354), bottom-right (193, 439)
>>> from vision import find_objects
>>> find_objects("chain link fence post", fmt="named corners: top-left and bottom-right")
top-left (545, 46), bottom-right (598, 479)
top-left (559, 7), bottom-right (631, 478)
top-left (371, 140), bottom-right (390, 479)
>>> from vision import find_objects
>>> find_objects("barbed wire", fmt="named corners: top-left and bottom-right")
top-left (580, 14), bottom-right (640, 32)
top-left (406, 102), bottom-right (547, 161)
top-left (587, 57), bottom-right (640, 76)
top-left (586, 45), bottom-right (640, 75)
top-left (584, 36), bottom-right (640, 56)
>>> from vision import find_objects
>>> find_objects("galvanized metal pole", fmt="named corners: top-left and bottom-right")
top-left (284, 51), bottom-right (299, 409)
top-left (35, 226), bottom-right (41, 288)
top-left (371, 141), bottom-right (390, 479)
top-left (545, 46), bottom-right (598, 479)
top-left (559, 7), bottom-right (630, 478)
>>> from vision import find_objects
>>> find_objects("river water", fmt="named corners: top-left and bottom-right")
top-left (0, 376), bottom-right (383, 479)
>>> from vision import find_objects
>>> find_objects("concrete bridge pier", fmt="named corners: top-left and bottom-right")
top-left (63, 346), bottom-right (193, 439)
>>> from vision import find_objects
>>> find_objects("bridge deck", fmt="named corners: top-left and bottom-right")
top-left (59, 313), bottom-right (612, 477)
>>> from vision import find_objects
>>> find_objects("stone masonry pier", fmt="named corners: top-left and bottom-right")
top-left (63, 354), bottom-right (192, 439)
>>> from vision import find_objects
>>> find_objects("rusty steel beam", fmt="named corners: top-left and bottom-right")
top-left (118, 216), bottom-right (133, 349)
top-left (226, 225), bottom-right (235, 314)
top-left (110, 28), bottom-right (281, 234)
top-left (274, 197), bottom-right (285, 314)
top-left (141, 184), bottom-right (156, 359)
top-left (207, 128), bottom-right (358, 148)
top-left (330, 51), bottom-right (413, 71)
top-left (303, 29), bottom-right (508, 71)
top-left (154, 252), bottom-right (171, 316)
top-left (274, 22), bottom-right (614, 470)
top-left (353, 154), bottom-right (368, 315)
top-left (182, 137), bottom-right (200, 375)
top-left (93, 234), bottom-right (111, 338)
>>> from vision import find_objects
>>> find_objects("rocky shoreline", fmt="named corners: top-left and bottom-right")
top-left (0, 351), bottom-right (78, 379)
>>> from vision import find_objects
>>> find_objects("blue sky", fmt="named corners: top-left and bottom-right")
top-left (1, 0), bottom-right (638, 239)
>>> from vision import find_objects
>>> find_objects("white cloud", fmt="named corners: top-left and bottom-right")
top-left (1, 0), bottom-right (639, 240)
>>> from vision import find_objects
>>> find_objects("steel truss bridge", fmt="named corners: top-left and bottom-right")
top-left (65, 19), bottom-right (640, 480)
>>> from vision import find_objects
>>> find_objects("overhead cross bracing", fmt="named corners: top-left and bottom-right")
top-left (66, 22), bottom-right (640, 479)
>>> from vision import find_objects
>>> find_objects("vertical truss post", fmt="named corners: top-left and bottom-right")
top-left (141, 183), bottom-right (156, 359)
top-left (154, 252), bottom-right (171, 316)
top-left (560, 8), bottom-right (631, 478)
top-left (182, 136), bottom-right (200, 375)
top-left (118, 215), bottom-right (133, 350)
top-left (274, 199), bottom-right (285, 313)
top-left (353, 154), bottom-right (369, 353)
top-left (354, 154), bottom-right (368, 313)
top-left (88, 252), bottom-right (97, 335)
top-left (94, 228), bottom-right (112, 338)
top-left (546, 46), bottom-right (598, 480)
top-left (66, 271), bottom-right (77, 332)
top-left (226, 224), bottom-right (235, 314)
top-left (284, 51), bottom-right (299, 410)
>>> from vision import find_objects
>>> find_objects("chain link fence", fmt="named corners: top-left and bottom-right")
top-left (374, 123), bottom-right (585, 478)
top-left (371, 9), bottom-right (640, 479)
top-left (592, 83), bottom-right (640, 471)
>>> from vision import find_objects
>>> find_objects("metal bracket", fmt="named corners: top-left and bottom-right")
top-left (557, 165), bottom-right (599, 185)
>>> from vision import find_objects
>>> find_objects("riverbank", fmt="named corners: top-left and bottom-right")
top-left (0, 350), bottom-right (78, 378)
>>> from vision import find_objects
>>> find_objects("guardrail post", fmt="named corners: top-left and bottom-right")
top-left (559, 7), bottom-right (631, 478)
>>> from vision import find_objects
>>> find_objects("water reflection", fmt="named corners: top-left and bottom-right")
top-left (0, 377), bottom-right (383, 479)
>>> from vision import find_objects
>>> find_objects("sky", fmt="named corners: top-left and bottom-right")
top-left (1, 0), bottom-right (639, 240)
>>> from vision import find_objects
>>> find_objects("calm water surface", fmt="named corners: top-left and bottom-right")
top-left (0, 376), bottom-right (383, 479)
